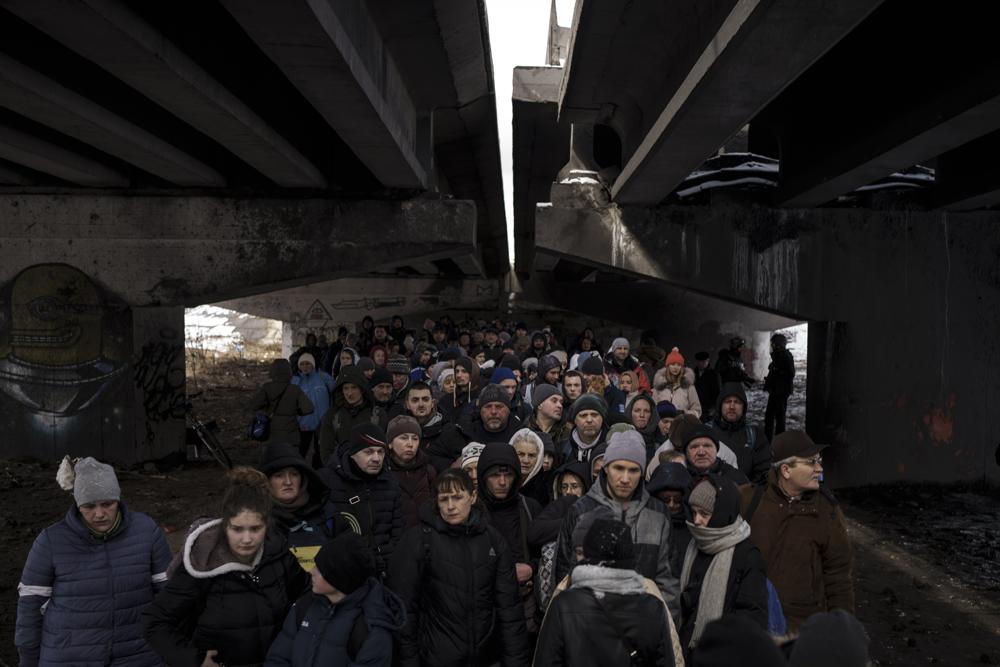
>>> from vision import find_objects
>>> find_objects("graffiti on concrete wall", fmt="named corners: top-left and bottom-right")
top-left (134, 332), bottom-right (185, 423)
top-left (0, 264), bottom-right (132, 460)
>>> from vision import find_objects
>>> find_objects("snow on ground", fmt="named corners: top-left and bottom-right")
top-left (185, 305), bottom-right (282, 356)
top-left (746, 322), bottom-right (807, 431)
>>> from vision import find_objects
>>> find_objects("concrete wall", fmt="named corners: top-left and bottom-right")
top-left (0, 263), bottom-right (183, 464)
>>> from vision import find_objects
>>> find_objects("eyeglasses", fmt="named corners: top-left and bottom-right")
top-left (560, 482), bottom-right (582, 493)
top-left (795, 456), bottom-right (823, 468)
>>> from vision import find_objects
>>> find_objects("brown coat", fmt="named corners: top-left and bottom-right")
top-left (739, 471), bottom-right (854, 631)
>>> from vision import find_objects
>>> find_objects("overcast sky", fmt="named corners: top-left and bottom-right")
top-left (484, 0), bottom-right (575, 265)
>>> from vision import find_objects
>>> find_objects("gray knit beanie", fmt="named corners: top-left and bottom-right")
top-left (532, 383), bottom-right (562, 411)
top-left (687, 479), bottom-right (718, 514)
top-left (72, 457), bottom-right (121, 507)
top-left (603, 430), bottom-right (646, 469)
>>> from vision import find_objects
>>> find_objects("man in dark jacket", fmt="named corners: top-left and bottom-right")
top-left (477, 443), bottom-right (543, 634)
top-left (763, 333), bottom-right (795, 439)
top-left (739, 431), bottom-right (854, 632)
top-left (318, 366), bottom-right (386, 464)
top-left (556, 431), bottom-right (680, 617)
top-left (559, 393), bottom-right (608, 465)
top-left (535, 518), bottom-right (678, 667)
top-left (647, 462), bottom-right (693, 580)
top-left (708, 383), bottom-right (772, 483)
top-left (439, 356), bottom-right (480, 423)
top-left (320, 423), bottom-right (404, 575)
top-left (693, 351), bottom-right (722, 423)
top-left (386, 415), bottom-right (437, 529)
top-left (259, 442), bottom-right (342, 570)
top-left (428, 384), bottom-right (522, 472)
top-left (683, 425), bottom-right (749, 487)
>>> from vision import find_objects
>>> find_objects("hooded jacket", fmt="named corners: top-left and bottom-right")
top-left (263, 578), bottom-right (406, 667)
top-left (259, 444), bottom-right (340, 560)
top-left (428, 408), bottom-right (522, 473)
top-left (319, 447), bottom-right (404, 574)
top-left (652, 366), bottom-right (702, 418)
top-left (626, 393), bottom-right (662, 452)
top-left (510, 428), bottom-right (550, 508)
top-left (534, 565), bottom-right (677, 667)
top-left (291, 368), bottom-right (336, 432)
top-left (250, 359), bottom-right (315, 443)
top-left (477, 443), bottom-right (542, 566)
top-left (739, 470), bottom-right (854, 632)
top-left (142, 520), bottom-right (309, 667)
top-left (709, 383), bottom-right (772, 483)
top-left (16, 503), bottom-right (172, 667)
top-left (318, 366), bottom-right (385, 463)
top-left (554, 467), bottom-right (680, 617)
top-left (526, 460), bottom-right (593, 549)
top-left (439, 356), bottom-right (480, 423)
top-left (678, 476), bottom-right (767, 650)
top-left (387, 503), bottom-right (529, 667)
top-left (647, 462), bottom-right (694, 580)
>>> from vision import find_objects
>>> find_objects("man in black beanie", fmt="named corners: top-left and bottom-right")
top-left (266, 531), bottom-right (406, 665)
top-left (535, 518), bottom-right (682, 666)
top-left (320, 423), bottom-right (403, 575)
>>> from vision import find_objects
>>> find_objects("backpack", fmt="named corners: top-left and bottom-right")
top-left (292, 592), bottom-right (369, 659)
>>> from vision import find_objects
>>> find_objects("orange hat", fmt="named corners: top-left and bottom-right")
top-left (665, 347), bottom-right (684, 366)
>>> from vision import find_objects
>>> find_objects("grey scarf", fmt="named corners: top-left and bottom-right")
top-left (570, 564), bottom-right (648, 598)
top-left (679, 517), bottom-right (751, 647)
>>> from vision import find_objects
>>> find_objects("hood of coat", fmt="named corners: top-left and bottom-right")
top-left (476, 442), bottom-right (523, 508)
top-left (313, 578), bottom-right (407, 632)
top-left (268, 358), bottom-right (293, 382)
top-left (182, 518), bottom-right (266, 579)
top-left (715, 381), bottom-right (748, 429)
top-left (333, 445), bottom-right (394, 483)
top-left (646, 461), bottom-right (693, 496)
top-left (653, 365), bottom-right (696, 391)
top-left (551, 459), bottom-right (593, 499)
top-left (509, 427), bottom-right (544, 487)
top-left (334, 365), bottom-right (374, 410)
top-left (625, 393), bottom-right (659, 436)
top-left (536, 354), bottom-right (562, 385)
top-left (688, 474), bottom-right (743, 527)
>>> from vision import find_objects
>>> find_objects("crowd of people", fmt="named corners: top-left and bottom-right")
top-left (15, 316), bottom-right (865, 667)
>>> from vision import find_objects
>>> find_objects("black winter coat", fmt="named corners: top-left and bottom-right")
top-left (319, 451), bottom-right (404, 574)
top-left (534, 582), bottom-right (675, 667)
top-left (390, 450), bottom-right (438, 530)
top-left (387, 503), bottom-right (529, 667)
top-left (142, 522), bottom-right (310, 667)
top-left (709, 383), bottom-right (772, 483)
top-left (250, 359), bottom-right (315, 444)
top-left (427, 412), bottom-right (522, 473)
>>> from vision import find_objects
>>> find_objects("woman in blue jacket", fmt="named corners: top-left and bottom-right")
top-left (292, 352), bottom-right (336, 467)
top-left (15, 457), bottom-right (172, 667)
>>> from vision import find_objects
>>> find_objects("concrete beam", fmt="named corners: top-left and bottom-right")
top-left (0, 162), bottom-right (32, 185)
top-left (608, 0), bottom-right (882, 204)
top-left (512, 66), bottom-right (569, 274)
top-left (0, 125), bottom-right (128, 187)
top-left (451, 252), bottom-right (486, 278)
top-left (0, 53), bottom-right (224, 187)
top-left (221, 0), bottom-right (426, 189)
top-left (0, 195), bottom-right (476, 306)
top-left (769, 3), bottom-right (1000, 207)
top-left (4, 0), bottom-right (325, 188)
top-left (934, 129), bottom-right (1000, 210)
top-left (217, 276), bottom-right (501, 325)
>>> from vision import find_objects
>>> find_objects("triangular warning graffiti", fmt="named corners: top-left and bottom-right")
top-left (305, 299), bottom-right (332, 322)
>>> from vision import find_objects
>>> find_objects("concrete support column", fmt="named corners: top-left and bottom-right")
top-left (131, 307), bottom-right (186, 462)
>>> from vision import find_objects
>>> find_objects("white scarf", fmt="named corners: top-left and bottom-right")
top-left (679, 517), bottom-right (751, 647)
top-left (570, 564), bottom-right (648, 598)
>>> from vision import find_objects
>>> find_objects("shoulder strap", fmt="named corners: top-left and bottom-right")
top-left (744, 483), bottom-right (766, 523)
top-left (270, 385), bottom-right (290, 417)
top-left (745, 424), bottom-right (756, 449)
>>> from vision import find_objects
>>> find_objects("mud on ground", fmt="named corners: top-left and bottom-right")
top-left (0, 359), bottom-right (997, 666)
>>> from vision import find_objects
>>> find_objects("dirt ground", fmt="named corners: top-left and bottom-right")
top-left (1, 359), bottom-right (997, 666)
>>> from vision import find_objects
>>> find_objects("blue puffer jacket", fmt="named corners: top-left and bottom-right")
top-left (15, 503), bottom-right (172, 667)
top-left (293, 370), bottom-right (336, 432)
top-left (264, 578), bottom-right (406, 667)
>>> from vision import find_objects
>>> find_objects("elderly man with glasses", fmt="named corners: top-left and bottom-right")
top-left (739, 430), bottom-right (855, 632)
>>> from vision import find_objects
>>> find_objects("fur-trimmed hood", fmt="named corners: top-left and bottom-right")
top-left (653, 366), bottom-right (696, 391)
top-left (181, 518), bottom-right (264, 579)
